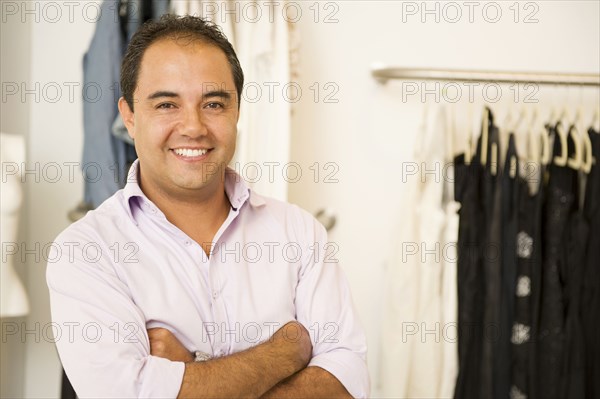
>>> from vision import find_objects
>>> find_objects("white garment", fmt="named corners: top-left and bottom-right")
top-left (232, 1), bottom-right (291, 201)
top-left (439, 198), bottom-right (460, 398)
top-left (0, 133), bottom-right (30, 317)
top-left (438, 108), bottom-right (460, 398)
top-left (380, 106), bottom-right (458, 397)
top-left (171, 1), bottom-right (292, 201)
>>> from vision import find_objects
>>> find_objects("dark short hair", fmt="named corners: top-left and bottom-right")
top-left (120, 14), bottom-right (244, 111)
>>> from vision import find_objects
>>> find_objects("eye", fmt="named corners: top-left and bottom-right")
top-left (156, 102), bottom-right (176, 110)
top-left (205, 102), bottom-right (224, 110)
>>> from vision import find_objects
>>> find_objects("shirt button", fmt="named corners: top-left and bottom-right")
top-left (212, 291), bottom-right (219, 299)
top-left (185, 240), bottom-right (191, 246)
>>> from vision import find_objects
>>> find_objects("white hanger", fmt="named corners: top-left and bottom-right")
top-left (553, 105), bottom-right (569, 167)
top-left (553, 121), bottom-right (568, 167)
top-left (448, 103), bottom-right (456, 161)
top-left (465, 103), bottom-right (474, 163)
top-left (529, 107), bottom-right (551, 166)
top-left (581, 127), bottom-right (593, 173)
top-left (509, 148), bottom-right (517, 178)
top-left (491, 141), bottom-right (498, 176)
top-left (481, 107), bottom-right (489, 166)
top-left (540, 124), bottom-right (551, 166)
top-left (591, 108), bottom-right (600, 132)
top-left (566, 123), bottom-right (583, 170)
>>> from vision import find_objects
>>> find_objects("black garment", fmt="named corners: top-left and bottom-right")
top-left (582, 128), bottom-right (600, 399)
top-left (561, 214), bottom-right (587, 399)
top-left (537, 122), bottom-right (577, 399)
top-left (559, 126), bottom-right (588, 399)
top-left (61, 368), bottom-right (77, 399)
top-left (480, 110), bottom-right (502, 399)
top-left (454, 138), bottom-right (485, 399)
top-left (496, 134), bottom-right (520, 399)
top-left (511, 150), bottom-right (544, 399)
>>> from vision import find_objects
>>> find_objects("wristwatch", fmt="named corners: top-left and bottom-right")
top-left (194, 351), bottom-right (212, 362)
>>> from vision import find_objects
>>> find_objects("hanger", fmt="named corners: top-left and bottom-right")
top-left (566, 123), bottom-right (583, 170)
top-left (507, 106), bottom-right (528, 179)
top-left (527, 107), bottom-right (539, 163)
top-left (491, 141), bottom-right (498, 176)
top-left (528, 106), bottom-right (550, 166)
top-left (448, 103), bottom-right (456, 161)
top-left (481, 107), bottom-right (489, 166)
top-left (553, 120), bottom-right (568, 167)
top-left (574, 104), bottom-right (593, 173)
top-left (465, 103), bottom-right (475, 163)
top-left (540, 122), bottom-right (551, 166)
top-left (500, 105), bottom-right (514, 163)
top-left (509, 147), bottom-right (517, 178)
top-left (490, 107), bottom-right (501, 177)
top-left (552, 103), bottom-right (571, 167)
top-left (591, 108), bottom-right (600, 132)
top-left (581, 127), bottom-right (593, 173)
top-left (514, 107), bottom-right (527, 132)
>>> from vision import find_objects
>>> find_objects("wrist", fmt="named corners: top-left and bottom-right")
top-left (275, 322), bottom-right (311, 373)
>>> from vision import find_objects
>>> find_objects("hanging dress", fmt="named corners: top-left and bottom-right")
top-left (454, 120), bottom-right (485, 399)
top-left (537, 122), bottom-right (575, 399)
top-left (510, 136), bottom-right (545, 399)
top-left (496, 134), bottom-right (521, 399)
top-left (582, 127), bottom-right (600, 399)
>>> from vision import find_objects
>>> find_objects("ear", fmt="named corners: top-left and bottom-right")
top-left (118, 97), bottom-right (135, 140)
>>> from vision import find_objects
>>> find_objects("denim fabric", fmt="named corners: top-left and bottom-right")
top-left (111, 0), bottom-right (170, 146)
top-left (82, 0), bottom-right (134, 208)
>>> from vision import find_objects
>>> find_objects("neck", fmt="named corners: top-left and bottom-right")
top-left (140, 173), bottom-right (232, 252)
top-left (157, 185), bottom-right (230, 225)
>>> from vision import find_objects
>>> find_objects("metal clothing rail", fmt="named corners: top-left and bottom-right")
top-left (371, 67), bottom-right (600, 86)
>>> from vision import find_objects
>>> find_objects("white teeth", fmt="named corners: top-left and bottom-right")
top-left (174, 148), bottom-right (208, 157)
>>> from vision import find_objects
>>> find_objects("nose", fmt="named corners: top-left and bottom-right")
top-left (179, 106), bottom-right (208, 139)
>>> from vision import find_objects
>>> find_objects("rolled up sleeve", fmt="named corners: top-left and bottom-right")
top-left (295, 219), bottom-right (370, 398)
top-left (46, 231), bottom-right (184, 398)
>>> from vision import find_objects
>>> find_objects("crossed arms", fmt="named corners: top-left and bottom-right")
top-left (48, 217), bottom-right (369, 397)
top-left (148, 322), bottom-right (352, 398)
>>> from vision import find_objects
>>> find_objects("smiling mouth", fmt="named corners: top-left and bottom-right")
top-left (171, 148), bottom-right (211, 158)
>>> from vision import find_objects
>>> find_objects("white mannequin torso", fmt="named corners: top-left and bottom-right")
top-left (1, 132), bottom-right (30, 317)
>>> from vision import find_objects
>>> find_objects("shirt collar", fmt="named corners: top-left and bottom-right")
top-left (123, 159), bottom-right (266, 222)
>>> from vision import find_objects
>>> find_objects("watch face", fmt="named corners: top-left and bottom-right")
top-left (194, 351), bottom-right (212, 362)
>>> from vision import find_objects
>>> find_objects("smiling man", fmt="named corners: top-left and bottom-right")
top-left (47, 14), bottom-right (369, 398)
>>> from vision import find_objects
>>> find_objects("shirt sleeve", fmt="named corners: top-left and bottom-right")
top-left (294, 217), bottom-right (370, 398)
top-left (46, 230), bottom-right (185, 398)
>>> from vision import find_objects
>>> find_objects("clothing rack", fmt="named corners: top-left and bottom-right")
top-left (371, 67), bottom-right (600, 86)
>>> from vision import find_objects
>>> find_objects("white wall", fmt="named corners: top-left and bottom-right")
top-left (1, 1), bottom-right (598, 397)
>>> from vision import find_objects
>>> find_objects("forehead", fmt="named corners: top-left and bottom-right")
top-left (137, 38), bottom-right (233, 87)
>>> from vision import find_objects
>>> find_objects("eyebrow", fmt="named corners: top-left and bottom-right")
top-left (147, 91), bottom-right (178, 100)
top-left (147, 90), bottom-right (233, 101)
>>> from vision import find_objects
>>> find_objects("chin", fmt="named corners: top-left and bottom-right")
top-left (175, 177), bottom-right (215, 190)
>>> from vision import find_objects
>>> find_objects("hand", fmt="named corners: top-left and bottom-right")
top-left (272, 321), bottom-right (313, 372)
top-left (147, 328), bottom-right (194, 363)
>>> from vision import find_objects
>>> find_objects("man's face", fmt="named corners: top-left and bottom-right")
top-left (119, 38), bottom-right (239, 200)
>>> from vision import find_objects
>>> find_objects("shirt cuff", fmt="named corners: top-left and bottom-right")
top-left (308, 351), bottom-right (370, 398)
top-left (138, 356), bottom-right (185, 398)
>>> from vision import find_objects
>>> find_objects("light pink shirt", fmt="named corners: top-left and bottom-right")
top-left (47, 160), bottom-right (369, 398)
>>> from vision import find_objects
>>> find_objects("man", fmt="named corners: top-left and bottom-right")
top-left (47, 14), bottom-right (369, 398)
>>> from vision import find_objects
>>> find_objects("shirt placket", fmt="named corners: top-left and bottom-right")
top-left (208, 206), bottom-right (241, 358)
